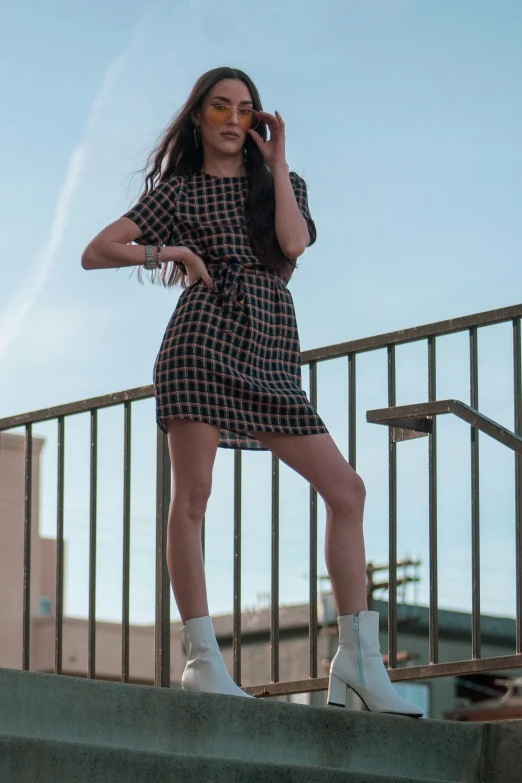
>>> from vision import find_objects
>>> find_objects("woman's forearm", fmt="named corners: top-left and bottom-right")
top-left (272, 163), bottom-right (310, 258)
top-left (81, 240), bottom-right (186, 270)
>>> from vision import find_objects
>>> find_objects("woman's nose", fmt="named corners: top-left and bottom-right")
top-left (227, 108), bottom-right (241, 124)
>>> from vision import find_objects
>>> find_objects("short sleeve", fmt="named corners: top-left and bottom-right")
top-left (121, 177), bottom-right (179, 246)
top-left (289, 171), bottom-right (317, 247)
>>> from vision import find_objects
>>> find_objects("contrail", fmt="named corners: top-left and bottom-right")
top-left (0, 6), bottom-right (157, 364)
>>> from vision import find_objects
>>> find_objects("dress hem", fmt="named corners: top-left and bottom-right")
top-left (156, 412), bottom-right (329, 449)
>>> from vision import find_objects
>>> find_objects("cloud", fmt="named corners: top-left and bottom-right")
top-left (0, 5), bottom-right (159, 366)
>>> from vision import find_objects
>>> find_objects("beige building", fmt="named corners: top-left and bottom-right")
top-left (1, 431), bottom-right (519, 721)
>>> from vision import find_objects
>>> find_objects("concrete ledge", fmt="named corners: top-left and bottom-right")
top-left (482, 720), bottom-right (522, 782)
top-left (0, 667), bottom-right (485, 780)
top-left (0, 733), bottom-right (452, 783)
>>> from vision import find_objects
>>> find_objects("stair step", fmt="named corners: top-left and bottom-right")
top-left (0, 668), bottom-right (493, 781)
top-left (0, 733), bottom-right (452, 783)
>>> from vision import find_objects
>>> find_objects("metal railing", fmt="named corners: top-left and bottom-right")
top-left (1, 302), bottom-right (521, 696)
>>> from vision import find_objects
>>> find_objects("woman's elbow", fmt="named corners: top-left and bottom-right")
top-left (284, 244), bottom-right (307, 259)
top-left (284, 227), bottom-right (310, 259)
top-left (81, 242), bottom-right (97, 270)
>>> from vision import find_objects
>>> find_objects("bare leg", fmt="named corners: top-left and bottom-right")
top-left (165, 417), bottom-right (221, 623)
top-left (248, 430), bottom-right (368, 616)
top-left (325, 497), bottom-right (368, 616)
top-left (243, 429), bottom-right (423, 715)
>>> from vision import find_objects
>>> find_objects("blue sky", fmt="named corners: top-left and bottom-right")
top-left (1, 1), bottom-right (521, 632)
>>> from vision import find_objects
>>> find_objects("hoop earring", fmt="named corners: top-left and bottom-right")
top-left (193, 125), bottom-right (200, 148)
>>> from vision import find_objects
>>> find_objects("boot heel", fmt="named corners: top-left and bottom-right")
top-left (327, 673), bottom-right (347, 707)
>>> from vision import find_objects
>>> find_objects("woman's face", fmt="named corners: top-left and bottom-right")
top-left (195, 78), bottom-right (255, 158)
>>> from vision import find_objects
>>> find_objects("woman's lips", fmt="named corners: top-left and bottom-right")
top-left (221, 132), bottom-right (239, 139)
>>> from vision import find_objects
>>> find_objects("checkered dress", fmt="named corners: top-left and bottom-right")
top-left (122, 169), bottom-right (330, 450)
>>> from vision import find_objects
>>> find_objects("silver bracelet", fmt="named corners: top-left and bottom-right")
top-left (144, 244), bottom-right (161, 270)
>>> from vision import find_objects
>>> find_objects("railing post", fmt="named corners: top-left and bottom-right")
top-left (387, 345), bottom-right (397, 670)
top-left (309, 361), bottom-right (319, 680)
top-left (233, 448), bottom-right (243, 686)
top-left (514, 317), bottom-right (522, 654)
top-left (122, 401), bottom-right (132, 683)
top-left (470, 326), bottom-right (481, 660)
top-left (428, 336), bottom-right (439, 664)
top-left (88, 409), bottom-right (98, 680)
top-left (155, 426), bottom-right (171, 687)
top-left (55, 416), bottom-right (65, 675)
top-left (270, 452), bottom-right (280, 684)
top-left (348, 352), bottom-right (356, 469)
top-left (22, 424), bottom-right (33, 671)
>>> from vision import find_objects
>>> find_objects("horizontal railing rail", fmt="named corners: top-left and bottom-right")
top-left (0, 386), bottom-right (153, 431)
top-left (367, 399), bottom-right (522, 453)
top-left (2, 301), bottom-right (522, 698)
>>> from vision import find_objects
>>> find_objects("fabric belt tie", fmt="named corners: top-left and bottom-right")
top-left (208, 260), bottom-right (282, 312)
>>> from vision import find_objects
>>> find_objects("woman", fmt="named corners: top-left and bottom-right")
top-left (81, 66), bottom-right (421, 717)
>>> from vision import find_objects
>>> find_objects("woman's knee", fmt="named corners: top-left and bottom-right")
top-left (165, 418), bottom-right (218, 523)
top-left (170, 482), bottom-right (212, 522)
top-left (325, 470), bottom-right (366, 516)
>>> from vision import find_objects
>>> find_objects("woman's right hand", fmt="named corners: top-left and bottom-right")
top-left (176, 247), bottom-right (215, 291)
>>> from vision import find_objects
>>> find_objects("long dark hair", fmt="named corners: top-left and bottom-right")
top-left (128, 67), bottom-right (297, 288)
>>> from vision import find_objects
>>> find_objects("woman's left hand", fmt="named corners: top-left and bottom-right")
top-left (247, 110), bottom-right (287, 170)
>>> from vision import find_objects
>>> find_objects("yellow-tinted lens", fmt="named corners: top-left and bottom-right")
top-left (238, 108), bottom-right (259, 130)
top-left (207, 105), bottom-right (231, 126)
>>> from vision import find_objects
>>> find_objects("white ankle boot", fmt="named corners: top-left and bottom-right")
top-left (327, 611), bottom-right (423, 717)
top-left (181, 615), bottom-right (255, 698)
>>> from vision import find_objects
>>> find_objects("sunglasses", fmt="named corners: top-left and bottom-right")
top-left (205, 103), bottom-right (260, 131)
